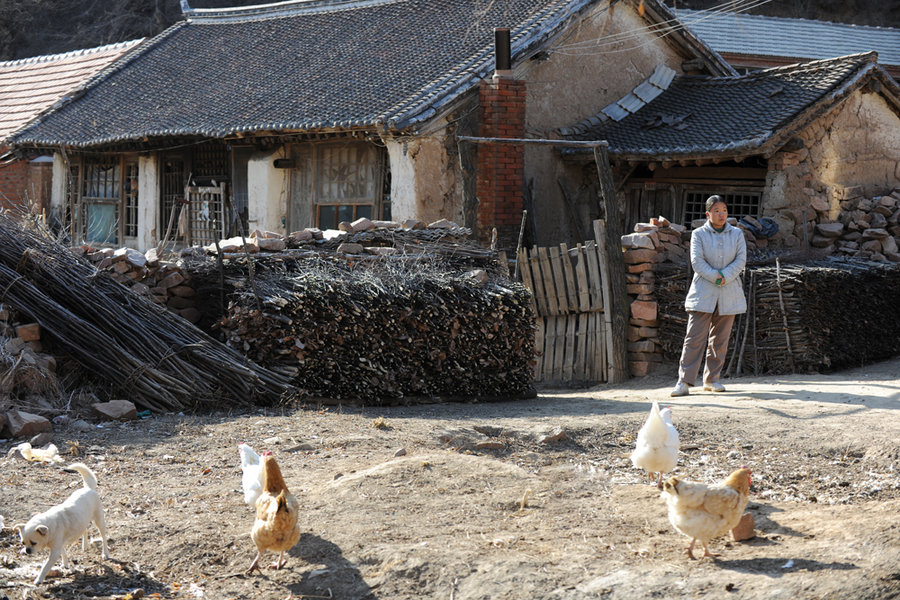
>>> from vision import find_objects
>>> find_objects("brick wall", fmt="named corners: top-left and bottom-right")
top-left (476, 76), bottom-right (526, 249)
top-left (0, 146), bottom-right (29, 210)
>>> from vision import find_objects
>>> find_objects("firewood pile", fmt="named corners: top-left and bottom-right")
top-left (0, 211), bottom-right (295, 412)
top-left (655, 257), bottom-right (900, 375)
top-left (212, 243), bottom-right (536, 403)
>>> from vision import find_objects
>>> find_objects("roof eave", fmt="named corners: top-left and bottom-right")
top-left (638, 0), bottom-right (738, 77)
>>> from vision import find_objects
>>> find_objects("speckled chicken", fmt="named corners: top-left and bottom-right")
top-left (661, 467), bottom-right (752, 559)
top-left (247, 452), bottom-right (301, 573)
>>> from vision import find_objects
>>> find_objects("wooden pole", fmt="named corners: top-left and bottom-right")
top-left (514, 210), bottom-right (527, 280)
top-left (592, 144), bottom-right (629, 383)
top-left (775, 258), bottom-right (796, 373)
top-left (457, 136), bottom-right (608, 148)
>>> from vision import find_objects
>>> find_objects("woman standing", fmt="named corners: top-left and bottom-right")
top-left (671, 195), bottom-right (747, 397)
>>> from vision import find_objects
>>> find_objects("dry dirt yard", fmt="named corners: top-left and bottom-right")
top-left (1, 357), bottom-right (899, 600)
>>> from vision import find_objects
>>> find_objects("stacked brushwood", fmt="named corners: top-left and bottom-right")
top-left (0, 211), bottom-right (295, 412)
top-left (213, 234), bottom-right (536, 403)
top-left (655, 257), bottom-right (900, 375)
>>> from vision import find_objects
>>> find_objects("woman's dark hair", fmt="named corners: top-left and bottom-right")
top-left (705, 194), bottom-right (726, 212)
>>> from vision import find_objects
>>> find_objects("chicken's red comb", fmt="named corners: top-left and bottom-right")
top-left (263, 450), bottom-right (273, 456)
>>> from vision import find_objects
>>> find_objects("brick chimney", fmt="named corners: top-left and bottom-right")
top-left (476, 28), bottom-right (525, 250)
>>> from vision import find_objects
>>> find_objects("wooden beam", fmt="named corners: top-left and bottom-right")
top-left (457, 135), bottom-right (609, 148)
top-left (591, 145), bottom-right (629, 383)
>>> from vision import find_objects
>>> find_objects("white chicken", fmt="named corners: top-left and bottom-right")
top-left (239, 443), bottom-right (265, 507)
top-left (630, 400), bottom-right (679, 488)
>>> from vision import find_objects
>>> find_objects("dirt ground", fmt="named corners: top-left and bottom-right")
top-left (1, 357), bottom-right (899, 600)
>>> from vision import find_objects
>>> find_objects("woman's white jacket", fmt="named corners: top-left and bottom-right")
top-left (684, 221), bottom-right (747, 315)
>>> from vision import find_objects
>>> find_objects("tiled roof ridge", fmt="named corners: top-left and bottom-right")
top-left (666, 52), bottom-right (878, 89)
top-left (729, 51), bottom-right (877, 79)
top-left (0, 39), bottom-right (143, 69)
top-left (384, 0), bottom-right (595, 130)
top-left (677, 8), bottom-right (900, 35)
top-left (185, 0), bottom-right (404, 21)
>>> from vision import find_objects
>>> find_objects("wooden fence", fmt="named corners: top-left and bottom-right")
top-left (517, 236), bottom-right (611, 385)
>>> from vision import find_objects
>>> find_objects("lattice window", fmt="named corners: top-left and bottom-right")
top-left (683, 190), bottom-right (762, 227)
top-left (192, 143), bottom-right (229, 181)
top-left (160, 157), bottom-right (187, 242)
top-left (186, 184), bottom-right (226, 246)
top-left (81, 156), bottom-right (120, 244)
top-left (124, 161), bottom-right (138, 238)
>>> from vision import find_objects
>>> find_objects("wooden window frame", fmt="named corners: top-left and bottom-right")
top-left (74, 154), bottom-right (139, 246)
top-left (288, 140), bottom-right (386, 231)
top-left (624, 179), bottom-right (764, 231)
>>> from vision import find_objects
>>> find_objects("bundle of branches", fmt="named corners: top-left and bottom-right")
top-left (0, 212), bottom-right (295, 412)
top-left (655, 263), bottom-right (691, 361)
top-left (656, 257), bottom-right (900, 375)
top-left (217, 254), bottom-right (536, 403)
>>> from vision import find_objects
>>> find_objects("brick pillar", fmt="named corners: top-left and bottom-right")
top-left (476, 74), bottom-right (525, 250)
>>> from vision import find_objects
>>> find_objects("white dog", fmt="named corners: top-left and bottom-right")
top-left (13, 463), bottom-right (110, 585)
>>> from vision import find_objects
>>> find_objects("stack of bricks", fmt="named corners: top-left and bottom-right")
top-left (74, 246), bottom-right (200, 324)
top-left (0, 305), bottom-right (58, 395)
top-left (621, 216), bottom-right (688, 377)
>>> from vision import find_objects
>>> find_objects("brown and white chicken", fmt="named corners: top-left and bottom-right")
top-left (247, 452), bottom-right (301, 573)
top-left (661, 467), bottom-right (752, 559)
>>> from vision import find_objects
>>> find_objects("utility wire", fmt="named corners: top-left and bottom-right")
top-left (554, 0), bottom-right (771, 49)
top-left (549, 0), bottom-right (776, 56)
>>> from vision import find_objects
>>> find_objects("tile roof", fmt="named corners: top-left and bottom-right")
top-left (9, 0), bottom-right (732, 149)
top-left (0, 40), bottom-right (143, 141)
top-left (9, 0), bottom-right (598, 148)
top-left (675, 9), bottom-right (900, 68)
top-left (561, 52), bottom-right (900, 160)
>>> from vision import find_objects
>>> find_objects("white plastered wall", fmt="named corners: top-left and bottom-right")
top-left (247, 147), bottom-right (288, 235)
top-left (50, 153), bottom-right (67, 226)
top-left (136, 154), bottom-right (159, 251)
top-left (384, 125), bottom-right (464, 225)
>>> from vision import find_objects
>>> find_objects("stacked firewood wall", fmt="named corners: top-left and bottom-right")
top-left (202, 219), bottom-right (537, 403)
top-left (623, 185), bottom-right (900, 376)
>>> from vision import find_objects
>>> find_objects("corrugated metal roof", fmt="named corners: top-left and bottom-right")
top-left (0, 40), bottom-right (143, 141)
top-left (676, 9), bottom-right (900, 67)
top-left (562, 53), bottom-right (898, 159)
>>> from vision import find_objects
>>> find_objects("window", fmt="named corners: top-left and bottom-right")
top-left (75, 155), bottom-right (139, 245)
top-left (124, 162), bottom-right (138, 238)
top-left (289, 141), bottom-right (386, 230)
top-left (683, 190), bottom-right (762, 227)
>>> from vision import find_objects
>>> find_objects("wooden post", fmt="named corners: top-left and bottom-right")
top-left (592, 144), bottom-right (629, 383)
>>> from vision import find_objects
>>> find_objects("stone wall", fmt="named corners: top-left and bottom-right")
top-left (762, 92), bottom-right (900, 250)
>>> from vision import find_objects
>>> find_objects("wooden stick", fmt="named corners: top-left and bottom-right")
top-left (775, 258), bottom-right (796, 373)
top-left (735, 270), bottom-right (754, 377)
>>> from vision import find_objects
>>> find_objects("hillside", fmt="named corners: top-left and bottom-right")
top-left (0, 0), bottom-right (895, 61)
